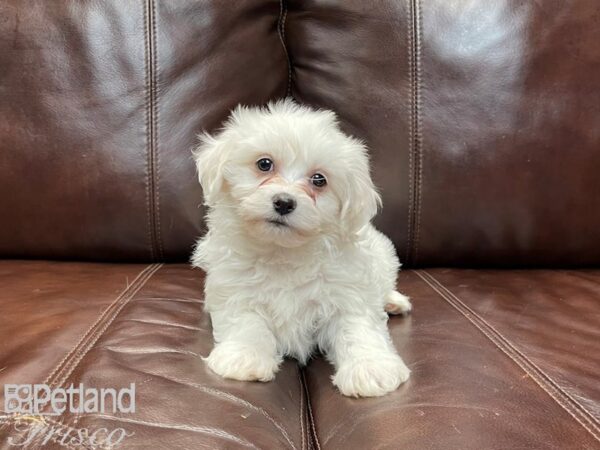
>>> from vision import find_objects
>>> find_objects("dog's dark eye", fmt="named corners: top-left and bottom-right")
top-left (310, 173), bottom-right (327, 187)
top-left (256, 158), bottom-right (274, 172)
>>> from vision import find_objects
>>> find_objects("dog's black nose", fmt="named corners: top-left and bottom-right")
top-left (273, 195), bottom-right (296, 216)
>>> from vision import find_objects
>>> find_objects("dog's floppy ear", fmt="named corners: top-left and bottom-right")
top-left (340, 138), bottom-right (382, 235)
top-left (193, 132), bottom-right (228, 206)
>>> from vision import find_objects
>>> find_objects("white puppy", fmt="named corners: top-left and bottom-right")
top-left (192, 99), bottom-right (412, 397)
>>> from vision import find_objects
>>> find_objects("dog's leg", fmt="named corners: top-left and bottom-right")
top-left (384, 290), bottom-right (412, 315)
top-left (320, 313), bottom-right (410, 397)
top-left (205, 311), bottom-right (282, 382)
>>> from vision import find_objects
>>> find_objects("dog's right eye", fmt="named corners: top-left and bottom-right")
top-left (256, 158), bottom-right (274, 172)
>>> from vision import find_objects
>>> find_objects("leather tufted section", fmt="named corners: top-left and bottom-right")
top-left (1, 264), bottom-right (598, 448)
top-left (416, 269), bottom-right (600, 431)
top-left (3, 0), bottom-right (600, 266)
top-left (304, 270), bottom-right (600, 449)
top-left (286, 0), bottom-right (600, 267)
top-left (0, 261), bottom-right (154, 387)
top-left (285, 0), bottom-right (413, 262)
top-left (0, 0), bottom-right (287, 262)
top-left (0, 262), bottom-right (309, 449)
top-left (412, 0), bottom-right (600, 267)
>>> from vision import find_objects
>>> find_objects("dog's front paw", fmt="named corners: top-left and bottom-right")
top-left (205, 343), bottom-right (280, 382)
top-left (332, 355), bottom-right (410, 397)
top-left (385, 291), bottom-right (413, 316)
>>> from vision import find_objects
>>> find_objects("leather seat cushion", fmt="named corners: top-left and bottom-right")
top-left (1, 262), bottom-right (598, 448)
top-left (0, 262), bottom-right (310, 449)
top-left (304, 269), bottom-right (600, 449)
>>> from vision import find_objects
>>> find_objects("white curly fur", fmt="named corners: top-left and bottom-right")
top-left (192, 99), bottom-right (411, 397)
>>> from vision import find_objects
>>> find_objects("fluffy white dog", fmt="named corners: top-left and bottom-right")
top-left (192, 99), bottom-right (412, 397)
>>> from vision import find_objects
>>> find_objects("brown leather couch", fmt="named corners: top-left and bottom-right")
top-left (1, 1), bottom-right (599, 449)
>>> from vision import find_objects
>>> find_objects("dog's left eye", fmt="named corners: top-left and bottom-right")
top-left (256, 158), bottom-right (274, 172)
top-left (310, 173), bottom-right (327, 187)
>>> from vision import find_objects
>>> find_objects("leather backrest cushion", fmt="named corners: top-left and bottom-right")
top-left (287, 0), bottom-right (600, 267)
top-left (2, 0), bottom-right (600, 266)
top-left (0, 0), bottom-right (288, 261)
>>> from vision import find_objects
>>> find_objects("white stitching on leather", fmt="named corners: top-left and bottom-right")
top-left (143, 0), bottom-right (155, 261)
top-left (42, 264), bottom-right (157, 387)
top-left (405, 0), bottom-right (415, 265)
top-left (149, 0), bottom-right (164, 260)
top-left (44, 264), bottom-right (162, 393)
top-left (50, 264), bottom-right (163, 390)
top-left (412, 0), bottom-right (423, 265)
top-left (416, 270), bottom-right (600, 442)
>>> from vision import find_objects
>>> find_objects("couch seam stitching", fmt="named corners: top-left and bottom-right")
top-left (52, 264), bottom-right (162, 389)
top-left (405, 0), bottom-right (415, 266)
top-left (415, 270), bottom-right (600, 442)
top-left (297, 366), bottom-right (305, 450)
top-left (42, 264), bottom-right (156, 386)
top-left (417, 270), bottom-right (600, 436)
top-left (278, 0), bottom-right (292, 98)
top-left (406, 0), bottom-right (423, 266)
top-left (143, 0), bottom-right (155, 261)
top-left (412, 0), bottom-right (423, 265)
top-left (150, 0), bottom-right (164, 260)
top-left (144, 0), bottom-right (162, 261)
top-left (301, 368), bottom-right (321, 450)
top-left (44, 264), bottom-right (163, 391)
